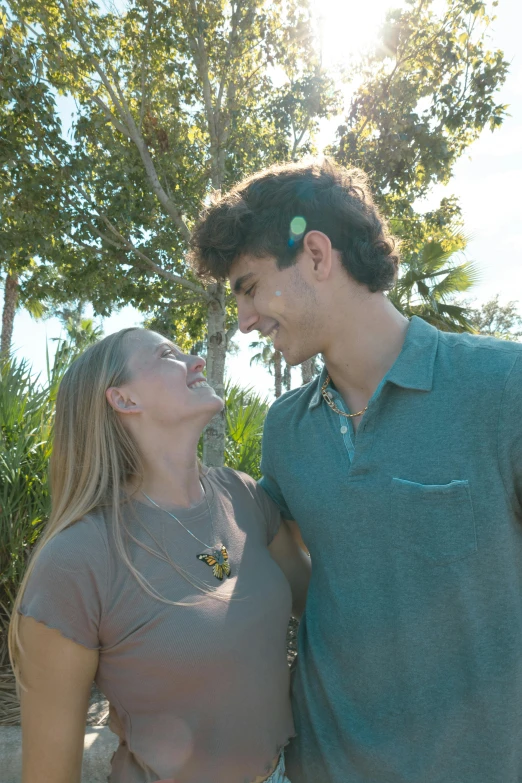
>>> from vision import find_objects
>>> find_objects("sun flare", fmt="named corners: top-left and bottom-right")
top-left (311, 0), bottom-right (404, 66)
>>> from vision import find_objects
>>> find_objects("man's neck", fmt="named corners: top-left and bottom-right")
top-left (323, 296), bottom-right (409, 410)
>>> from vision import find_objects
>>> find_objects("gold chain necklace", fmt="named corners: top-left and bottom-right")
top-left (320, 374), bottom-right (368, 419)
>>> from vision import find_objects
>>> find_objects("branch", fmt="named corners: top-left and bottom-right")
top-left (190, 2), bottom-right (217, 138)
top-left (226, 321), bottom-right (239, 343)
top-left (58, 0), bottom-right (191, 241)
top-left (59, 0), bottom-right (131, 127)
top-left (184, 1), bottom-right (222, 187)
top-left (291, 124), bottom-right (308, 160)
top-left (65, 234), bottom-right (104, 254)
top-left (353, 5), bottom-right (459, 144)
top-left (139, 1), bottom-right (154, 128)
top-left (83, 84), bottom-right (131, 138)
top-left (216, 1), bottom-right (241, 113)
top-left (240, 62), bottom-right (266, 90)
top-left (453, 13), bottom-right (477, 111)
top-left (89, 223), bottom-right (125, 249)
top-left (65, 231), bottom-right (208, 303)
top-left (102, 226), bottom-right (210, 298)
top-left (67, 222), bottom-right (209, 297)
top-left (39, 136), bottom-right (207, 299)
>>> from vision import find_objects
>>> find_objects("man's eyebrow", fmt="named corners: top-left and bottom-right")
top-left (232, 272), bottom-right (255, 295)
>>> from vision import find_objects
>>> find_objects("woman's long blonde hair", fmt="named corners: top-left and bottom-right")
top-left (9, 327), bottom-right (221, 686)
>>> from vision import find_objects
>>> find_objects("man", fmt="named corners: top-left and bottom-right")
top-left (189, 159), bottom-right (522, 783)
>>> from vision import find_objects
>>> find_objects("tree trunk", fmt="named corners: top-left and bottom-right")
top-left (274, 351), bottom-right (282, 398)
top-left (203, 282), bottom-right (228, 467)
top-left (283, 362), bottom-right (291, 391)
top-left (301, 357), bottom-right (315, 385)
top-left (1, 273), bottom-right (19, 358)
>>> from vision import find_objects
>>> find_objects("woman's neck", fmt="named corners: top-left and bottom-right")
top-left (128, 432), bottom-right (205, 509)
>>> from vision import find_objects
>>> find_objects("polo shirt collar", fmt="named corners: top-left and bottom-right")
top-left (309, 316), bottom-right (439, 409)
top-left (385, 316), bottom-right (438, 391)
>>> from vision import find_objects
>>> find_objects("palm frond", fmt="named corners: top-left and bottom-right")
top-left (224, 382), bottom-right (268, 478)
top-left (430, 261), bottom-right (481, 300)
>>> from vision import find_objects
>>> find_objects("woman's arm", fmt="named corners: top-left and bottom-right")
top-left (19, 615), bottom-right (99, 783)
top-left (268, 519), bottom-right (311, 619)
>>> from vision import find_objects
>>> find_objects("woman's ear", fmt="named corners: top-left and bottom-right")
top-left (105, 387), bottom-right (141, 415)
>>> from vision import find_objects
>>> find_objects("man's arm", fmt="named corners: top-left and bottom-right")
top-left (285, 518), bottom-right (310, 556)
top-left (269, 518), bottom-right (311, 618)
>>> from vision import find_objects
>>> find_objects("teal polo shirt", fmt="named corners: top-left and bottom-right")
top-left (259, 316), bottom-right (522, 783)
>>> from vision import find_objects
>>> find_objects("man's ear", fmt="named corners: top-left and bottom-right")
top-left (301, 231), bottom-right (333, 281)
top-left (105, 387), bottom-right (141, 415)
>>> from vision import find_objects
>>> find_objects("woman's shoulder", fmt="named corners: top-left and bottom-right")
top-left (206, 468), bottom-right (281, 542)
top-left (36, 510), bottom-right (110, 568)
top-left (21, 510), bottom-right (109, 648)
top-left (205, 466), bottom-right (259, 498)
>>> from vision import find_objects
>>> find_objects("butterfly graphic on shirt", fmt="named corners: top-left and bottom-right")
top-left (196, 545), bottom-right (231, 581)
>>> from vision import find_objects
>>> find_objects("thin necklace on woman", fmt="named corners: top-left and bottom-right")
top-left (141, 482), bottom-right (231, 581)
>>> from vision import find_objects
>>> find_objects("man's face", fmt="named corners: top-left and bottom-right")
top-left (229, 253), bottom-right (322, 366)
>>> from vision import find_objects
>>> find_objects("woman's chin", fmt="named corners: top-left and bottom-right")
top-left (213, 395), bottom-right (225, 412)
top-left (204, 392), bottom-right (225, 415)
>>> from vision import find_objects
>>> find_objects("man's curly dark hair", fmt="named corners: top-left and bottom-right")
top-left (189, 158), bottom-right (399, 293)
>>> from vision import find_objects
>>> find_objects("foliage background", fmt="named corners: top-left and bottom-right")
top-left (1, 0), bottom-right (521, 726)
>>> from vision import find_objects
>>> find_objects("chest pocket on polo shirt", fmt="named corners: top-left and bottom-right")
top-left (390, 478), bottom-right (477, 564)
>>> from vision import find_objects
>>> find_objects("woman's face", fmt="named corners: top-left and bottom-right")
top-left (111, 330), bottom-right (224, 428)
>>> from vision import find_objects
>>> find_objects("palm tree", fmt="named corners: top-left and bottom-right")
top-left (1, 273), bottom-right (18, 359)
top-left (390, 233), bottom-right (480, 332)
top-left (0, 324), bottom-right (105, 724)
top-left (46, 303), bottom-right (103, 386)
top-left (0, 271), bottom-right (48, 359)
top-left (224, 382), bottom-right (269, 479)
top-left (249, 337), bottom-right (284, 398)
top-left (300, 357), bottom-right (320, 385)
top-left (283, 362), bottom-right (292, 392)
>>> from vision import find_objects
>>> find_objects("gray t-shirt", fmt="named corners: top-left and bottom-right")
top-left (20, 468), bottom-right (294, 783)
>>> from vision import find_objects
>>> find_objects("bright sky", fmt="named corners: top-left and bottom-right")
top-left (8, 0), bottom-right (522, 399)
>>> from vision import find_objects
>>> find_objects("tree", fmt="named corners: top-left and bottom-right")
top-left (0, 353), bottom-right (53, 724)
top-left (249, 337), bottom-right (284, 398)
top-left (50, 299), bottom-right (103, 347)
top-left (5, 0), bottom-right (338, 465)
top-left (0, 14), bottom-right (81, 356)
top-left (2, 0), bottom-right (510, 459)
top-left (330, 0), bottom-right (508, 317)
top-left (224, 382), bottom-right (268, 479)
top-left (389, 230), bottom-right (480, 331)
top-left (301, 357), bottom-right (318, 385)
top-left (466, 295), bottom-right (522, 340)
top-left (283, 362), bottom-right (292, 392)
top-left (332, 0), bottom-right (508, 206)
top-left (1, 275), bottom-right (17, 357)
top-left (0, 321), bottom-right (103, 724)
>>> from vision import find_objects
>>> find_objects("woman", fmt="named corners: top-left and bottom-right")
top-left (9, 327), bottom-right (310, 783)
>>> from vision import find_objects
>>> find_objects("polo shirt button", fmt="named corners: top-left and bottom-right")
top-left (340, 425), bottom-right (348, 434)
